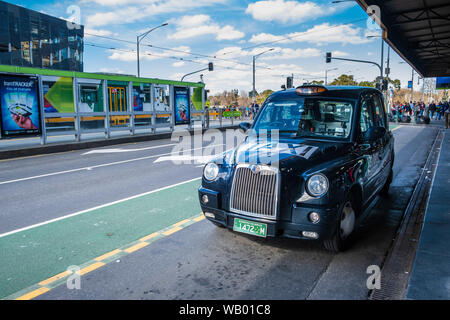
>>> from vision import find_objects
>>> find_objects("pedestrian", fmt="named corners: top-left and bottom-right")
top-left (429, 101), bottom-right (436, 119)
top-left (444, 102), bottom-right (450, 129)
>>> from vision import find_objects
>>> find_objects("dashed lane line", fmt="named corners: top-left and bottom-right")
top-left (7, 213), bottom-right (206, 300)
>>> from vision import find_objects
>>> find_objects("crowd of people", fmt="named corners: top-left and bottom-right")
top-left (391, 100), bottom-right (450, 128)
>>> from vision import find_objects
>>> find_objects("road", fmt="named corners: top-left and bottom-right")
top-left (0, 124), bottom-right (439, 300)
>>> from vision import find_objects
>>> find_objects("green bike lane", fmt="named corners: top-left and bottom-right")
top-left (0, 178), bottom-right (202, 299)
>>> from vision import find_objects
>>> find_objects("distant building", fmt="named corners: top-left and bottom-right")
top-left (0, 0), bottom-right (84, 71)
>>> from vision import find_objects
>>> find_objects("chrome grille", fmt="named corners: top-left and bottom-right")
top-left (230, 164), bottom-right (279, 219)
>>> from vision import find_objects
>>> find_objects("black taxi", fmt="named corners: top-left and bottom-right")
top-left (198, 85), bottom-right (394, 252)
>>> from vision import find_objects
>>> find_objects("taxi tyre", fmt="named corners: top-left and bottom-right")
top-left (323, 193), bottom-right (358, 252)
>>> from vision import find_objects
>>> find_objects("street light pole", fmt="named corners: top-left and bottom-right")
top-left (325, 68), bottom-right (338, 85)
top-left (252, 48), bottom-right (274, 104)
top-left (136, 23), bottom-right (168, 78)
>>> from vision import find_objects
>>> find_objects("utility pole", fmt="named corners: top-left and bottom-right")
top-left (136, 23), bottom-right (168, 78)
top-left (252, 48), bottom-right (274, 104)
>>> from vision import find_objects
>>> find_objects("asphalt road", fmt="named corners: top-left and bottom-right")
top-left (0, 124), bottom-right (439, 299)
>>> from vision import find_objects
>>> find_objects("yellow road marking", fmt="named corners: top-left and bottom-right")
top-left (193, 215), bottom-right (205, 222)
top-left (140, 232), bottom-right (159, 242)
top-left (79, 262), bottom-right (105, 276)
top-left (15, 287), bottom-right (50, 300)
top-left (162, 226), bottom-right (183, 236)
top-left (391, 126), bottom-right (401, 132)
top-left (38, 270), bottom-right (72, 286)
top-left (172, 218), bottom-right (191, 227)
top-left (125, 241), bottom-right (149, 253)
top-left (94, 249), bottom-right (122, 262)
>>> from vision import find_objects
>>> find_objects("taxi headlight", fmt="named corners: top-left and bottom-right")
top-left (203, 163), bottom-right (219, 181)
top-left (306, 173), bottom-right (329, 197)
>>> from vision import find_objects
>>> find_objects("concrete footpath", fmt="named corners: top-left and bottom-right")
top-left (406, 129), bottom-right (450, 300)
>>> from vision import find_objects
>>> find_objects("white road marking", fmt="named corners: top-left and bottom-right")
top-left (0, 177), bottom-right (202, 239)
top-left (82, 143), bottom-right (176, 155)
top-left (154, 155), bottom-right (217, 164)
top-left (0, 144), bottom-right (224, 186)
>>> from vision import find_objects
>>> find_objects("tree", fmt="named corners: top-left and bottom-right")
top-left (358, 81), bottom-right (375, 88)
top-left (310, 80), bottom-right (324, 85)
top-left (329, 74), bottom-right (358, 86)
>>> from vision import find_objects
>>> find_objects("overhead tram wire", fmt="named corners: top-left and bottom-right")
top-left (84, 43), bottom-right (253, 72)
top-left (84, 32), bottom-right (272, 71)
top-left (218, 17), bottom-right (369, 56)
top-left (84, 17), bottom-right (369, 71)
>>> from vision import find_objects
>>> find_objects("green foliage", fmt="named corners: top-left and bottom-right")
top-left (329, 74), bottom-right (358, 86)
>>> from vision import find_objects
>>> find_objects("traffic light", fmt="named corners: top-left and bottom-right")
top-left (382, 79), bottom-right (388, 91)
top-left (326, 52), bottom-right (332, 63)
top-left (208, 62), bottom-right (214, 71)
top-left (286, 76), bottom-right (293, 89)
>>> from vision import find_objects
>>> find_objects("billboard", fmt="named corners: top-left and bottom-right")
top-left (436, 77), bottom-right (450, 90)
top-left (0, 74), bottom-right (41, 137)
top-left (174, 86), bottom-right (190, 125)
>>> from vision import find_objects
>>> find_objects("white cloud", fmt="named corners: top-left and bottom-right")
top-left (246, 0), bottom-right (336, 24)
top-left (85, 0), bottom-right (226, 27)
top-left (332, 51), bottom-right (349, 57)
top-left (249, 23), bottom-right (370, 45)
top-left (172, 61), bottom-right (185, 67)
top-left (261, 48), bottom-right (322, 60)
top-left (108, 46), bottom-right (192, 62)
top-left (85, 28), bottom-right (119, 38)
top-left (169, 15), bottom-right (244, 41)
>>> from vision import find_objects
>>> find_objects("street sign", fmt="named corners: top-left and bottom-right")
top-left (408, 81), bottom-right (412, 88)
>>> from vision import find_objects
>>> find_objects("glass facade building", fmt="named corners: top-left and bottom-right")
top-left (0, 1), bottom-right (83, 71)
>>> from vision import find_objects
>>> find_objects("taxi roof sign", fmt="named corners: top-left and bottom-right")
top-left (296, 85), bottom-right (328, 95)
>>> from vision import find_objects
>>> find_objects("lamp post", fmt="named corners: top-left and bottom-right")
top-left (136, 23), bottom-right (168, 78)
top-left (325, 68), bottom-right (338, 85)
top-left (252, 48), bottom-right (274, 104)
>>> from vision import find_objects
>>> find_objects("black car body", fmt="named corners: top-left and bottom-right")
top-left (198, 85), bottom-right (394, 252)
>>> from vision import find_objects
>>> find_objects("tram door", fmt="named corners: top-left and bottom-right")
top-left (108, 86), bottom-right (128, 127)
top-left (108, 87), bottom-right (127, 112)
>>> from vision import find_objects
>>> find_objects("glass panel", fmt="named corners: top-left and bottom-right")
top-left (110, 115), bottom-right (130, 128)
top-left (134, 114), bottom-right (152, 127)
top-left (78, 81), bottom-right (104, 112)
top-left (80, 116), bottom-right (105, 130)
top-left (43, 77), bottom-right (75, 113)
top-left (21, 41), bottom-right (30, 62)
top-left (45, 117), bottom-right (75, 132)
top-left (132, 83), bottom-right (151, 112)
top-left (107, 81), bottom-right (129, 112)
top-left (154, 84), bottom-right (170, 112)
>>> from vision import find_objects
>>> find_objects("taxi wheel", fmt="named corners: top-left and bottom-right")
top-left (323, 194), bottom-right (357, 252)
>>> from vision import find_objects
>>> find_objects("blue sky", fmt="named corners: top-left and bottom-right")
top-left (10, 0), bottom-right (416, 94)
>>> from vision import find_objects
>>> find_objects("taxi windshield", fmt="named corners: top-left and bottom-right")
top-left (253, 97), bottom-right (355, 139)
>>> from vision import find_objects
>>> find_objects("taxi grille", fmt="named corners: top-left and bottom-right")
top-left (230, 165), bottom-right (279, 219)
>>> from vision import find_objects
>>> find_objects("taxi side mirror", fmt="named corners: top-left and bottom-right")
top-left (239, 122), bottom-right (251, 132)
top-left (363, 126), bottom-right (386, 142)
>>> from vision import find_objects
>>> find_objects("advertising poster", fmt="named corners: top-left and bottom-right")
top-left (43, 77), bottom-right (75, 113)
top-left (0, 74), bottom-right (41, 137)
top-left (174, 86), bottom-right (190, 125)
top-left (436, 77), bottom-right (450, 90)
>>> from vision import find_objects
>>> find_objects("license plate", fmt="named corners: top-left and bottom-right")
top-left (233, 218), bottom-right (267, 238)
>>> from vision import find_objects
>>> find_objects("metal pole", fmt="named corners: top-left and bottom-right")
top-left (252, 56), bottom-right (256, 104)
top-left (380, 38), bottom-right (384, 89)
top-left (137, 36), bottom-right (140, 78)
top-left (325, 70), bottom-right (328, 85)
top-left (411, 68), bottom-right (414, 102)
